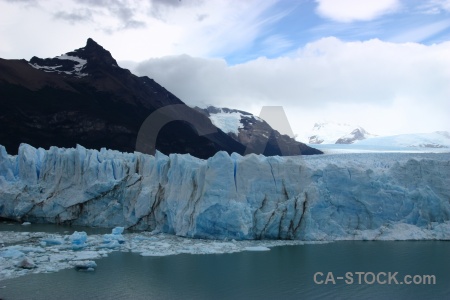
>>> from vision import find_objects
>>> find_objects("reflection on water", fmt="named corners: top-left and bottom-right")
top-left (1, 240), bottom-right (449, 300)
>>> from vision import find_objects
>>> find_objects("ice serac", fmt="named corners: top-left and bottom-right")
top-left (1, 144), bottom-right (449, 240)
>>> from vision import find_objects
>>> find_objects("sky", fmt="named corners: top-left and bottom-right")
top-left (1, 0), bottom-right (450, 139)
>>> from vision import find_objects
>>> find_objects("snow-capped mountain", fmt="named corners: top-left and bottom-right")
top-left (302, 122), bottom-right (376, 144)
top-left (194, 106), bottom-right (322, 155)
top-left (0, 38), bottom-right (323, 158)
top-left (355, 131), bottom-right (450, 148)
top-left (1, 38), bottom-right (239, 159)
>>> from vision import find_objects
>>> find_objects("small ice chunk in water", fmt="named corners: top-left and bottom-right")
top-left (41, 237), bottom-right (64, 246)
top-left (112, 227), bottom-right (124, 235)
top-left (16, 257), bottom-right (36, 269)
top-left (73, 260), bottom-right (97, 270)
top-left (99, 240), bottom-right (120, 249)
top-left (70, 231), bottom-right (88, 249)
top-left (244, 246), bottom-right (270, 251)
top-left (103, 227), bottom-right (125, 245)
top-left (21, 222), bottom-right (31, 226)
top-left (0, 248), bottom-right (25, 258)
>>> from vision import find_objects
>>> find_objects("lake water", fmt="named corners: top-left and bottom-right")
top-left (1, 236), bottom-right (449, 299)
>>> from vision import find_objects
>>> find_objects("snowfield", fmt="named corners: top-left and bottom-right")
top-left (354, 131), bottom-right (450, 148)
top-left (29, 54), bottom-right (88, 78)
top-left (0, 144), bottom-right (449, 242)
top-left (208, 111), bottom-right (245, 135)
top-left (309, 143), bottom-right (450, 155)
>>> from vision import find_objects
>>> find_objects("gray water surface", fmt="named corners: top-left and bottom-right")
top-left (0, 221), bottom-right (115, 235)
top-left (1, 240), bottom-right (449, 300)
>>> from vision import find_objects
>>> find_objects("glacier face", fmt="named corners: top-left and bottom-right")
top-left (1, 144), bottom-right (449, 240)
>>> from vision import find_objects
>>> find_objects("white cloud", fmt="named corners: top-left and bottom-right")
top-left (389, 19), bottom-right (450, 42)
top-left (419, 0), bottom-right (450, 14)
top-left (260, 34), bottom-right (293, 56)
top-left (165, 0), bottom-right (287, 58)
top-left (1, 0), bottom-right (449, 137)
top-left (315, 0), bottom-right (401, 22)
top-left (132, 38), bottom-right (450, 136)
top-left (0, 0), bottom-right (282, 61)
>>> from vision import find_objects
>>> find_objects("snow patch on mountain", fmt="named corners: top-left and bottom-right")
top-left (55, 55), bottom-right (88, 76)
top-left (29, 64), bottom-right (62, 71)
top-left (209, 110), bottom-right (245, 135)
top-left (29, 54), bottom-right (88, 77)
top-left (199, 106), bottom-right (263, 136)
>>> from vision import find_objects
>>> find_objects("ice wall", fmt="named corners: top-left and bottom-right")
top-left (1, 144), bottom-right (449, 240)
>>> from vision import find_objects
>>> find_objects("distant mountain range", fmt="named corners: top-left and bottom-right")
top-left (300, 122), bottom-right (376, 144)
top-left (0, 38), bottom-right (321, 158)
top-left (299, 121), bottom-right (450, 149)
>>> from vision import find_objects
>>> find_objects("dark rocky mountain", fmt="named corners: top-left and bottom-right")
top-left (0, 38), bottom-right (321, 158)
top-left (194, 106), bottom-right (322, 155)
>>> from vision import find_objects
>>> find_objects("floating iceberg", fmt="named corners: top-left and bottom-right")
top-left (16, 257), bottom-right (36, 269)
top-left (41, 236), bottom-right (64, 246)
top-left (70, 231), bottom-right (87, 249)
top-left (72, 260), bottom-right (97, 271)
top-left (244, 246), bottom-right (270, 251)
top-left (102, 226), bottom-right (125, 247)
top-left (0, 248), bottom-right (25, 259)
top-left (111, 227), bottom-right (124, 235)
top-left (0, 144), bottom-right (449, 240)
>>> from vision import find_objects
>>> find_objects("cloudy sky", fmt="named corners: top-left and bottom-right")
top-left (1, 0), bottom-right (450, 139)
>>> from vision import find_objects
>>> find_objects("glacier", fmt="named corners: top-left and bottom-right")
top-left (1, 143), bottom-right (450, 241)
